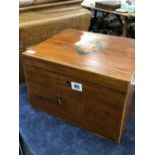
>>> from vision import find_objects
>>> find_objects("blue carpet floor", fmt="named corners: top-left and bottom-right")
top-left (19, 83), bottom-right (135, 155)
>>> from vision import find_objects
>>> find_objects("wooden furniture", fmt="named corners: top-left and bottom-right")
top-left (23, 29), bottom-right (135, 143)
top-left (95, 1), bottom-right (121, 11)
top-left (19, 0), bottom-right (65, 8)
top-left (81, 3), bottom-right (135, 37)
top-left (19, 0), bottom-right (91, 82)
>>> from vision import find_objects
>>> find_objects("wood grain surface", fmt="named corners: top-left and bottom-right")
top-left (20, 0), bottom-right (83, 11)
top-left (82, 4), bottom-right (135, 17)
top-left (23, 29), bottom-right (135, 92)
top-left (23, 29), bottom-right (135, 143)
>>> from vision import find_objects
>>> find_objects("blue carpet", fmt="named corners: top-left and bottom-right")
top-left (19, 83), bottom-right (135, 155)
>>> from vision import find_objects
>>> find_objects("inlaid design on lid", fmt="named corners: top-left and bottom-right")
top-left (76, 40), bottom-right (103, 55)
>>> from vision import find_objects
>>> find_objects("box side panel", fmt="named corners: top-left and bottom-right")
top-left (118, 81), bottom-right (135, 142)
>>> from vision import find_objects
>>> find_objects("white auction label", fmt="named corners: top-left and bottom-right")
top-left (71, 82), bottom-right (82, 92)
top-left (26, 50), bottom-right (36, 54)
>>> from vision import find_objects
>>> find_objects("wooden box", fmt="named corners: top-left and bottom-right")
top-left (95, 1), bottom-right (121, 11)
top-left (22, 29), bottom-right (135, 143)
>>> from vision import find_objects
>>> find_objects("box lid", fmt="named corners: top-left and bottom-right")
top-left (23, 29), bottom-right (135, 93)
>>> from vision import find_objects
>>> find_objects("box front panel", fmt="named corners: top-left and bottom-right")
top-left (23, 59), bottom-right (127, 142)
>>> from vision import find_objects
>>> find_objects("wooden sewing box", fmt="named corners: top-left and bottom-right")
top-left (23, 29), bottom-right (135, 143)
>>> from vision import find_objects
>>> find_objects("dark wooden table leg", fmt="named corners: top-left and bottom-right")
top-left (94, 10), bottom-right (97, 23)
top-left (116, 15), bottom-right (128, 37)
top-left (116, 15), bottom-right (123, 27)
top-left (89, 9), bottom-right (98, 31)
top-left (123, 16), bottom-right (128, 37)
